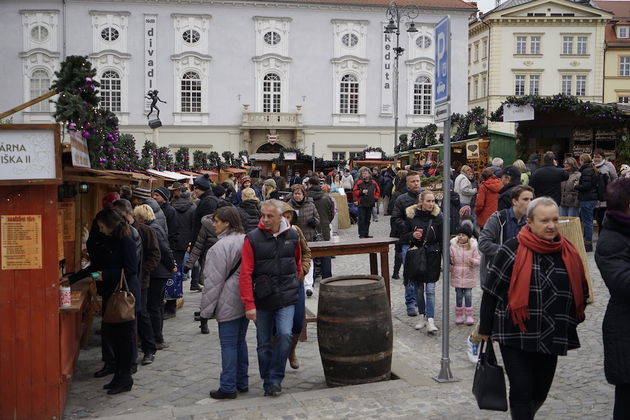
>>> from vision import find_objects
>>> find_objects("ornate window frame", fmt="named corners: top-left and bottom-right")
top-left (19, 50), bottom-right (59, 123)
top-left (20, 9), bottom-right (59, 53)
top-left (253, 54), bottom-right (291, 113)
top-left (172, 14), bottom-right (211, 56)
top-left (406, 58), bottom-right (434, 126)
top-left (253, 16), bottom-right (291, 58)
top-left (331, 57), bottom-right (368, 126)
top-left (171, 52), bottom-right (211, 125)
top-left (89, 51), bottom-right (130, 124)
top-left (90, 11), bottom-right (129, 54)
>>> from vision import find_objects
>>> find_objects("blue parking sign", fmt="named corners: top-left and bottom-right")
top-left (434, 17), bottom-right (450, 105)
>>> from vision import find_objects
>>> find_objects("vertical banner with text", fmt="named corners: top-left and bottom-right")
top-left (381, 26), bottom-right (394, 116)
top-left (144, 14), bottom-right (157, 112)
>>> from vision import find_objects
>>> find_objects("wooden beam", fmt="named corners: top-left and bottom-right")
top-left (0, 90), bottom-right (57, 120)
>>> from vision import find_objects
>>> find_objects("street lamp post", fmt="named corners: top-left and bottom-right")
top-left (384, 2), bottom-right (419, 151)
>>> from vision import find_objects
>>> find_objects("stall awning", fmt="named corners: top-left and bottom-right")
top-left (63, 167), bottom-right (150, 185)
top-left (250, 153), bottom-right (280, 161)
top-left (350, 160), bottom-right (394, 166)
top-left (145, 169), bottom-right (189, 181)
top-left (222, 167), bottom-right (247, 174)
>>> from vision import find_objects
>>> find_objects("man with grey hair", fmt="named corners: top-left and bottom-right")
top-left (490, 157), bottom-right (504, 176)
top-left (239, 199), bottom-right (302, 397)
top-left (352, 166), bottom-right (381, 238)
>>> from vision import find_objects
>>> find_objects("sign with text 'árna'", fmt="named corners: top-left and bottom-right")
top-left (0, 128), bottom-right (58, 182)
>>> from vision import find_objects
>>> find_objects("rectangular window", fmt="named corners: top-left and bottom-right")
top-left (562, 75), bottom-right (572, 95)
top-left (516, 36), bottom-right (527, 55)
top-left (474, 43), bottom-right (479, 61)
top-left (530, 36), bottom-right (541, 54)
top-left (332, 151), bottom-right (346, 161)
top-left (481, 76), bottom-right (487, 97)
top-left (620, 57), bottom-right (630, 76)
top-left (474, 78), bottom-right (479, 100)
top-left (576, 36), bottom-right (587, 55)
top-left (515, 75), bottom-right (525, 95)
top-left (181, 76), bottom-right (202, 113)
top-left (349, 152), bottom-right (362, 161)
top-left (576, 75), bottom-right (586, 96)
top-left (468, 46), bottom-right (471, 65)
top-left (340, 76), bottom-right (359, 114)
top-left (30, 71), bottom-right (51, 112)
top-left (563, 36), bottom-right (573, 54)
top-left (619, 96), bottom-right (630, 103)
top-left (529, 75), bottom-right (540, 95)
top-left (618, 26), bottom-right (629, 39)
top-left (482, 39), bottom-right (488, 59)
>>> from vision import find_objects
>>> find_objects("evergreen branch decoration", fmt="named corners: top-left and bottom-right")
top-left (175, 147), bottom-right (191, 171)
top-left (193, 150), bottom-right (208, 170)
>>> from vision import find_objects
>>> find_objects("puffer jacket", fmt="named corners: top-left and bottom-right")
top-left (199, 231), bottom-right (246, 322)
top-left (288, 196), bottom-right (320, 241)
top-left (145, 197), bottom-right (169, 237)
top-left (474, 177), bottom-right (503, 227)
top-left (560, 171), bottom-right (581, 207)
top-left (575, 164), bottom-right (599, 202)
top-left (449, 237), bottom-right (481, 289)
top-left (401, 203), bottom-right (443, 284)
top-left (308, 187), bottom-right (335, 241)
top-left (185, 214), bottom-right (218, 270)
top-left (146, 219), bottom-right (175, 279)
top-left (596, 212), bottom-right (630, 385)
top-left (172, 193), bottom-right (196, 252)
top-left (238, 199), bottom-right (261, 233)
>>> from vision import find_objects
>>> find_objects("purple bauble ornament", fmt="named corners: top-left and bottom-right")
top-left (82, 131), bottom-right (90, 139)
top-left (85, 77), bottom-right (92, 83)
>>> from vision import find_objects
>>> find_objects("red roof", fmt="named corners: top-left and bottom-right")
top-left (604, 18), bottom-right (630, 47)
top-left (271, 0), bottom-right (476, 9)
top-left (594, 1), bottom-right (630, 17)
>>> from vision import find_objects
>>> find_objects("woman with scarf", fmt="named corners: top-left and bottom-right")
top-left (595, 177), bottom-right (630, 419)
top-left (479, 197), bottom-right (588, 420)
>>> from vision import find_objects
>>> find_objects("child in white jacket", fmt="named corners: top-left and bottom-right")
top-left (449, 222), bottom-right (481, 325)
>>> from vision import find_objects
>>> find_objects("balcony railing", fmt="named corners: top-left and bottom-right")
top-left (241, 107), bottom-right (303, 128)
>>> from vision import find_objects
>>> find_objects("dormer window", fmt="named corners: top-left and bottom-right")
top-left (618, 26), bottom-right (629, 39)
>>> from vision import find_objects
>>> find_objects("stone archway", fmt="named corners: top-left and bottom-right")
top-left (255, 142), bottom-right (285, 153)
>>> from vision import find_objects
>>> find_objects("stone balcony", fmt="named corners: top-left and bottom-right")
top-left (241, 105), bottom-right (304, 129)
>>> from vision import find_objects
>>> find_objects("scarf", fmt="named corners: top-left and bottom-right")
top-left (607, 210), bottom-right (630, 226)
top-left (508, 226), bottom-right (586, 332)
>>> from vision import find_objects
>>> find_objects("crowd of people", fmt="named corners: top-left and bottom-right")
top-left (63, 151), bottom-right (630, 419)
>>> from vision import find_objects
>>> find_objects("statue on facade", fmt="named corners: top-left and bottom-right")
top-left (146, 90), bottom-right (167, 120)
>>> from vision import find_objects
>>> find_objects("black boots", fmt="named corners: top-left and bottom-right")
top-left (103, 373), bottom-right (133, 394)
top-left (94, 363), bottom-right (116, 378)
top-left (393, 251), bottom-right (402, 279)
top-left (200, 318), bottom-right (209, 334)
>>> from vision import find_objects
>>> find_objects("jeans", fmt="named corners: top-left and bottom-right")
top-left (455, 287), bottom-right (472, 307)
top-left (148, 277), bottom-right (168, 344)
top-left (559, 206), bottom-right (578, 217)
top-left (579, 200), bottom-right (597, 241)
top-left (292, 285), bottom-right (306, 335)
top-left (358, 206), bottom-right (372, 237)
top-left (402, 245), bottom-right (436, 317)
top-left (137, 287), bottom-right (157, 354)
top-left (217, 317), bottom-right (249, 393)
top-left (255, 305), bottom-right (295, 390)
top-left (317, 256), bottom-right (332, 279)
top-left (595, 207), bottom-right (607, 234)
top-left (500, 344), bottom-right (558, 420)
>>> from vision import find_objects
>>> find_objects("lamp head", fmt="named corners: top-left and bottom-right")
top-left (384, 19), bottom-right (397, 33)
top-left (407, 22), bottom-right (418, 33)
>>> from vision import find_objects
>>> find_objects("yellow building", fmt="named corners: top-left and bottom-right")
top-left (469, 0), bottom-right (613, 133)
top-left (595, 1), bottom-right (630, 103)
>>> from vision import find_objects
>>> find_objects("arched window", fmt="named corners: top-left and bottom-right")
top-left (263, 73), bottom-right (281, 113)
top-left (181, 71), bottom-right (201, 112)
top-left (100, 70), bottom-right (121, 112)
top-left (30, 69), bottom-right (51, 112)
top-left (340, 74), bottom-right (359, 114)
top-left (413, 76), bottom-right (432, 115)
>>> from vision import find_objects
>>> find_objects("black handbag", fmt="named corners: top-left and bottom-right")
top-left (403, 219), bottom-right (432, 284)
top-left (472, 340), bottom-right (508, 412)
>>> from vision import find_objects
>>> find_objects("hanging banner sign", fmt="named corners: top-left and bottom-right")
top-left (145, 14), bottom-right (157, 111)
top-left (70, 131), bottom-right (91, 168)
top-left (503, 104), bottom-right (535, 122)
top-left (381, 25), bottom-right (394, 116)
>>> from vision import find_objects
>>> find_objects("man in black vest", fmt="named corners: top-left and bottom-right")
top-left (240, 199), bottom-right (302, 397)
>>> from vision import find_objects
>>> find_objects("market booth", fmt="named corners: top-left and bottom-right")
top-left (0, 124), bottom-right (150, 419)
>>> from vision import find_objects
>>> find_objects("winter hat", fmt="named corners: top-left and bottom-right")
top-left (240, 175), bottom-right (252, 186)
top-left (193, 173), bottom-right (211, 191)
top-left (497, 165), bottom-right (521, 180)
top-left (133, 187), bottom-right (151, 201)
top-left (168, 181), bottom-right (183, 191)
top-left (212, 185), bottom-right (226, 197)
top-left (153, 186), bottom-right (170, 202)
top-left (620, 164), bottom-right (630, 177)
top-left (102, 192), bottom-right (120, 209)
top-left (456, 223), bottom-right (473, 239)
top-left (241, 188), bottom-right (258, 201)
top-left (263, 178), bottom-right (277, 188)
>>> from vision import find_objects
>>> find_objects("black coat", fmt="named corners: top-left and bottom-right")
top-left (172, 196), bottom-right (196, 252)
top-left (238, 199), bottom-right (262, 233)
top-left (193, 190), bottom-right (219, 241)
top-left (390, 188), bottom-right (419, 238)
top-left (575, 164), bottom-right (599, 202)
top-left (160, 202), bottom-right (179, 251)
top-left (400, 204), bottom-right (443, 284)
top-left (596, 213), bottom-right (630, 385)
top-left (530, 163), bottom-right (569, 205)
top-left (146, 219), bottom-right (175, 279)
top-left (308, 187), bottom-right (335, 241)
top-left (498, 181), bottom-right (521, 211)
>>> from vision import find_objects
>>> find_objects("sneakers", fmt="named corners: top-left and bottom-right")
top-left (209, 389), bottom-right (237, 399)
top-left (141, 353), bottom-right (155, 365)
top-left (190, 284), bottom-right (203, 292)
top-left (407, 307), bottom-right (418, 317)
top-left (465, 307), bottom-right (475, 326)
top-left (426, 317), bottom-right (438, 334)
top-left (392, 272), bottom-right (400, 280)
top-left (414, 317), bottom-right (426, 330)
top-left (455, 307), bottom-right (465, 325)
top-left (467, 335), bottom-right (480, 364)
top-left (264, 383), bottom-right (282, 397)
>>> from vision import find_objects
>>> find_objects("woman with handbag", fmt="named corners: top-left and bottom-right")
top-left (401, 190), bottom-right (443, 334)
top-left (288, 184), bottom-right (320, 296)
top-left (478, 197), bottom-right (588, 419)
top-left (199, 206), bottom-right (249, 400)
top-left (93, 208), bottom-right (141, 394)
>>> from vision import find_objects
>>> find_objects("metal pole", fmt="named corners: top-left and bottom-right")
top-left (393, 30), bottom-right (400, 151)
top-left (434, 19), bottom-right (456, 383)
top-left (312, 142), bottom-right (315, 173)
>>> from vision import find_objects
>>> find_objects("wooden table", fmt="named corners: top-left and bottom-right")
top-left (307, 237), bottom-right (398, 304)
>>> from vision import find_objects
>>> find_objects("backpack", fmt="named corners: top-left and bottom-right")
top-left (596, 171), bottom-right (609, 202)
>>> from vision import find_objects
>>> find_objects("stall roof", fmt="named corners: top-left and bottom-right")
top-left (350, 160), bottom-right (394, 165)
top-left (63, 166), bottom-right (150, 185)
top-left (251, 153), bottom-right (280, 161)
top-left (145, 169), bottom-right (189, 181)
top-left (222, 167), bottom-right (247, 174)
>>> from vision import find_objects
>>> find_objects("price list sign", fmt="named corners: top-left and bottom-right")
top-left (1, 215), bottom-right (42, 270)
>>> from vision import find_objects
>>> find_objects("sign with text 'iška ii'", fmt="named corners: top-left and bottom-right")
top-left (145, 14), bottom-right (157, 111)
top-left (0, 130), bottom-right (56, 181)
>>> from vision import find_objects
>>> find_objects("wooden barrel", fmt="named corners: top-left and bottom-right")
top-left (317, 275), bottom-right (393, 387)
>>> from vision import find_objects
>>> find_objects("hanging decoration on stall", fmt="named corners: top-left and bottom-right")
top-left (1, 215), bottom-right (42, 270)
top-left (69, 130), bottom-right (91, 168)
top-left (466, 140), bottom-right (480, 159)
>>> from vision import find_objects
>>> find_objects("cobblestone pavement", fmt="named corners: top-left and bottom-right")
top-left (64, 212), bottom-right (614, 419)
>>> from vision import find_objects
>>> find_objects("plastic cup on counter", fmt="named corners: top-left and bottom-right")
top-left (59, 286), bottom-right (71, 307)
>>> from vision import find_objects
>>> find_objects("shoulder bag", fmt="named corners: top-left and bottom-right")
top-left (472, 340), bottom-right (508, 411)
top-left (403, 218), bottom-right (433, 285)
top-left (103, 270), bottom-right (136, 323)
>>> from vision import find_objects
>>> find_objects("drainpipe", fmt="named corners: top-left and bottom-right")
top-left (62, 0), bottom-right (67, 59)
top-left (478, 16), bottom-right (491, 122)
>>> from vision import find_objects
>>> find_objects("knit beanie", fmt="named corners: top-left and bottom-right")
top-left (212, 185), bottom-right (226, 197)
top-left (154, 186), bottom-right (170, 202)
top-left (133, 187), bottom-right (151, 201)
top-left (263, 178), bottom-right (277, 188)
top-left (193, 173), bottom-right (211, 191)
top-left (456, 222), bottom-right (473, 239)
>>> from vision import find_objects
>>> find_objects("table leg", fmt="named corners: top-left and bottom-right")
top-left (369, 253), bottom-right (378, 275)
top-left (380, 251), bottom-right (391, 305)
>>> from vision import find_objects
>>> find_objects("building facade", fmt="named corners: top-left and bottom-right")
top-left (595, 1), bottom-right (630, 104)
top-left (468, 0), bottom-right (612, 133)
top-left (0, 0), bottom-right (475, 162)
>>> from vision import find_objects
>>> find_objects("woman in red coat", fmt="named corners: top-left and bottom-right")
top-left (474, 168), bottom-right (504, 228)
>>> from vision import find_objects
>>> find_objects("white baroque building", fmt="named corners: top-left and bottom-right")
top-left (1, 0), bottom-right (475, 160)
